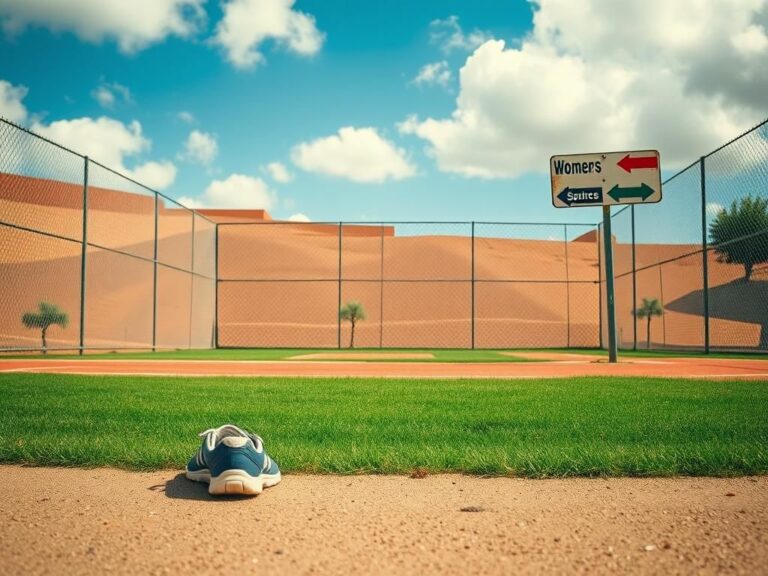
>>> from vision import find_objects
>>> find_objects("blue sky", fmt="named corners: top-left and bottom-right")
top-left (1, 0), bottom-right (766, 231)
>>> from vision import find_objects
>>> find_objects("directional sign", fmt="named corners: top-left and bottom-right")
top-left (550, 150), bottom-right (661, 208)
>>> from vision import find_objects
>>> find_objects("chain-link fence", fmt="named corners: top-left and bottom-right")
top-left (4, 111), bottom-right (765, 353)
top-left (217, 221), bottom-right (601, 349)
top-left (0, 118), bottom-right (216, 353)
top-left (601, 118), bottom-right (768, 352)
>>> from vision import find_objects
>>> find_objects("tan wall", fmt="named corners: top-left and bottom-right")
top-left (0, 174), bottom-right (214, 351)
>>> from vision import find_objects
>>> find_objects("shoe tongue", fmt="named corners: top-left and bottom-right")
top-left (214, 424), bottom-right (262, 450)
top-left (216, 424), bottom-right (248, 442)
top-left (221, 436), bottom-right (249, 448)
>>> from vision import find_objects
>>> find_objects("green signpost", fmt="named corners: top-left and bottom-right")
top-left (550, 150), bottom-right (663, 363)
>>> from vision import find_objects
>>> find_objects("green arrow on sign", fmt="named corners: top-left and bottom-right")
top-left (607, 183), bottom-right (655, 202)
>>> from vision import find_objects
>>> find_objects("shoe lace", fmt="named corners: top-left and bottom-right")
top-left (198, 425), bottom-right (264, 450)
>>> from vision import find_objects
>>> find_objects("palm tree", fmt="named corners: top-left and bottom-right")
top-left (339, 301), bottom-right (366, 349)
top-left (634, 298), bottom-right (663, 349)
top-left (22, 302), bottom-right (69, 353)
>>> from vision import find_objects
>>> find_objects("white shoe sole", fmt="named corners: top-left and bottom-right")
top-left (186, 468), bottom-right (282, 496)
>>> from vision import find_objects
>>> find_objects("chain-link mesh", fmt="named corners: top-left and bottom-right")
top-left (608, 207), bottom-right (635, 349)
top-left (190, 213), bottom-right (216, 348)
top-left (157, 195), bottom-right (193, 271)
top-left (87, 161), bottom-right (155, 260)
top-left (218, 280), bottom-right (339, 348)
top-left (599, 119), bottom-right (767, 353)
top-left (564, 225), bottom-right (601, 348)
top-left (85, 245), bottom-right (154, 349)
top-left (217, 222), bottom-right (340, 347)
top-left (0, 120), bottom-right (85, 241)
top-left (0, 227), bottom-right (82, 350)
top-left (219, 221), bottom-right (600, 349)
top-left (0, 121), bottom-right (84, 351)
top-left (634, 162), bottom-right (704, 351)
top-left (474, 223), bottom-right (595, 349)
top-left (0, 118), bottom-right (216, 353)
top-left (704, 122), bottom-right (768, 350)
top-left (193, 213), bottom-right (216, 279)
top-left (3, 114), bottom-right (766, 353)
top-left (382, 223), bottom-right (471, 348)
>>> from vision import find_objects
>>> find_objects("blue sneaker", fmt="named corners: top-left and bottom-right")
top-left (185, 424), bottom-right (281, 496)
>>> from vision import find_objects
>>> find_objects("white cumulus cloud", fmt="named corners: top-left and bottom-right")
top-left (177, 110), bottom-right (195, 124)
top-left (91, 81), bottom-right (132, 109)
top-left (31, 116), bottom-right (177, 189)
top-left (131, 160), bottom-right (177, 190)
top-left (0, 0), bottom-right (206, 53)
top-left (401, 0), bottom-right (768, 179)
top-left (706, 202), bottom-right (725, 217)
top-left (287, 212), bottom-right (310, 222)
top-left (413, 61), bottom-right (452, 87)
top-left (264, 161), bottom-right (293, 183)
top-left (179, 173), bottom-right (276, 209)
top-left (0, 79), bottom-right (28, 124)
top-left (291, 127), bottom-right (417, 183)
top-left (180, 129), bottom-right (218, 166)
top-left (213, 0), bottom-right (324, 69)
top-left (429, 15), bottom-right (490, 54)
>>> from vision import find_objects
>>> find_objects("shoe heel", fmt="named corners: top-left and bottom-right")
top-left (209, 470), bottom-right (263, 496)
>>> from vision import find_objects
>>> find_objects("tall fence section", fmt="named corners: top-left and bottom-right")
top-left (0, 119), bottom-right (216, 352)
top-left (1, 116), bottom-right (766, 353)
top-left (216, 222), bottom-right (600, 349)
top-left (602, 119), bottom-right (768, 352)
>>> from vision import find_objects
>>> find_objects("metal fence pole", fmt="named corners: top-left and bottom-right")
top-left (78, 156), bottom-right (89, 355)
top-left (659, 263), bottom-right (666, 347)
top-left (597, 223), bottom-right (603, 349)
top-left (214, 224), bottom-right (219, 349)
top-left (602, 206), bottom-right (618, 362)
top-left (471, 221), bottom-right (476, 350)
top-left (631, 205), bottom-right (637, 351)
top-left (379, 223), bottom-right (384, 349)
top-left (700, 157), bottom-right (710, 353)
top-left (564, 224), bottom-right (570, 348)
top-left (188, 214), bottom-right (195, 349)
top-left (152, 195), bottom-right (160, 351)
top-left (337, 222), bottom-right (342, 349)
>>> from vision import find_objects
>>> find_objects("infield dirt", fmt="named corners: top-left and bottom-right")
top-left (1, 466), bottom-right (766, 575)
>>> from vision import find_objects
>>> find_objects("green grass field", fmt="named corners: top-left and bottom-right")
top-left (5, 347), bottom-right (767, 361)
top-left (1, 373), bottom-right (766, 477)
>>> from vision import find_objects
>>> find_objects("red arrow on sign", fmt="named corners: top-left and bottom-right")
top-left (617, 154), bottom-right (658, 173)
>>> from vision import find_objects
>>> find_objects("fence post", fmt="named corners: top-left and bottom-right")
top-left (188, 213), bottom-right (195, 349)
top-left (631, 205), bottom-right (637, 351)
top-left (700, 157), bottom-right (710, 353)
top-left (659, 263), bottom-right (666, 347)
top-left (564, 224), bottom-right (570, 348)
top-left (152, 192), bottom-right (158, 352)
top-left (214, 224), bottom-right (219, 349)
top-left (78, 156), bottom-right (89, 355)
top-left (379, 223), bottom-right (384, 349)
top-left (471, 221), bottom-right (475, 350)
top-left (597, 222), bottom-right (603, 349)
top-left (602, 206), bottom-right (618, 363)
top-left (337, 222), bottom-right (342, 349)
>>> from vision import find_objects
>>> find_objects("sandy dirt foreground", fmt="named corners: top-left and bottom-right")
top-left (0, 467), bottom-right (766, 576)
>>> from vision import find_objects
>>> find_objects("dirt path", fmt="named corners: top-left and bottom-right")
top-left (1, 356), bottom-right (768, 380)
top-left (1, 466), bottom-right (765, 575)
